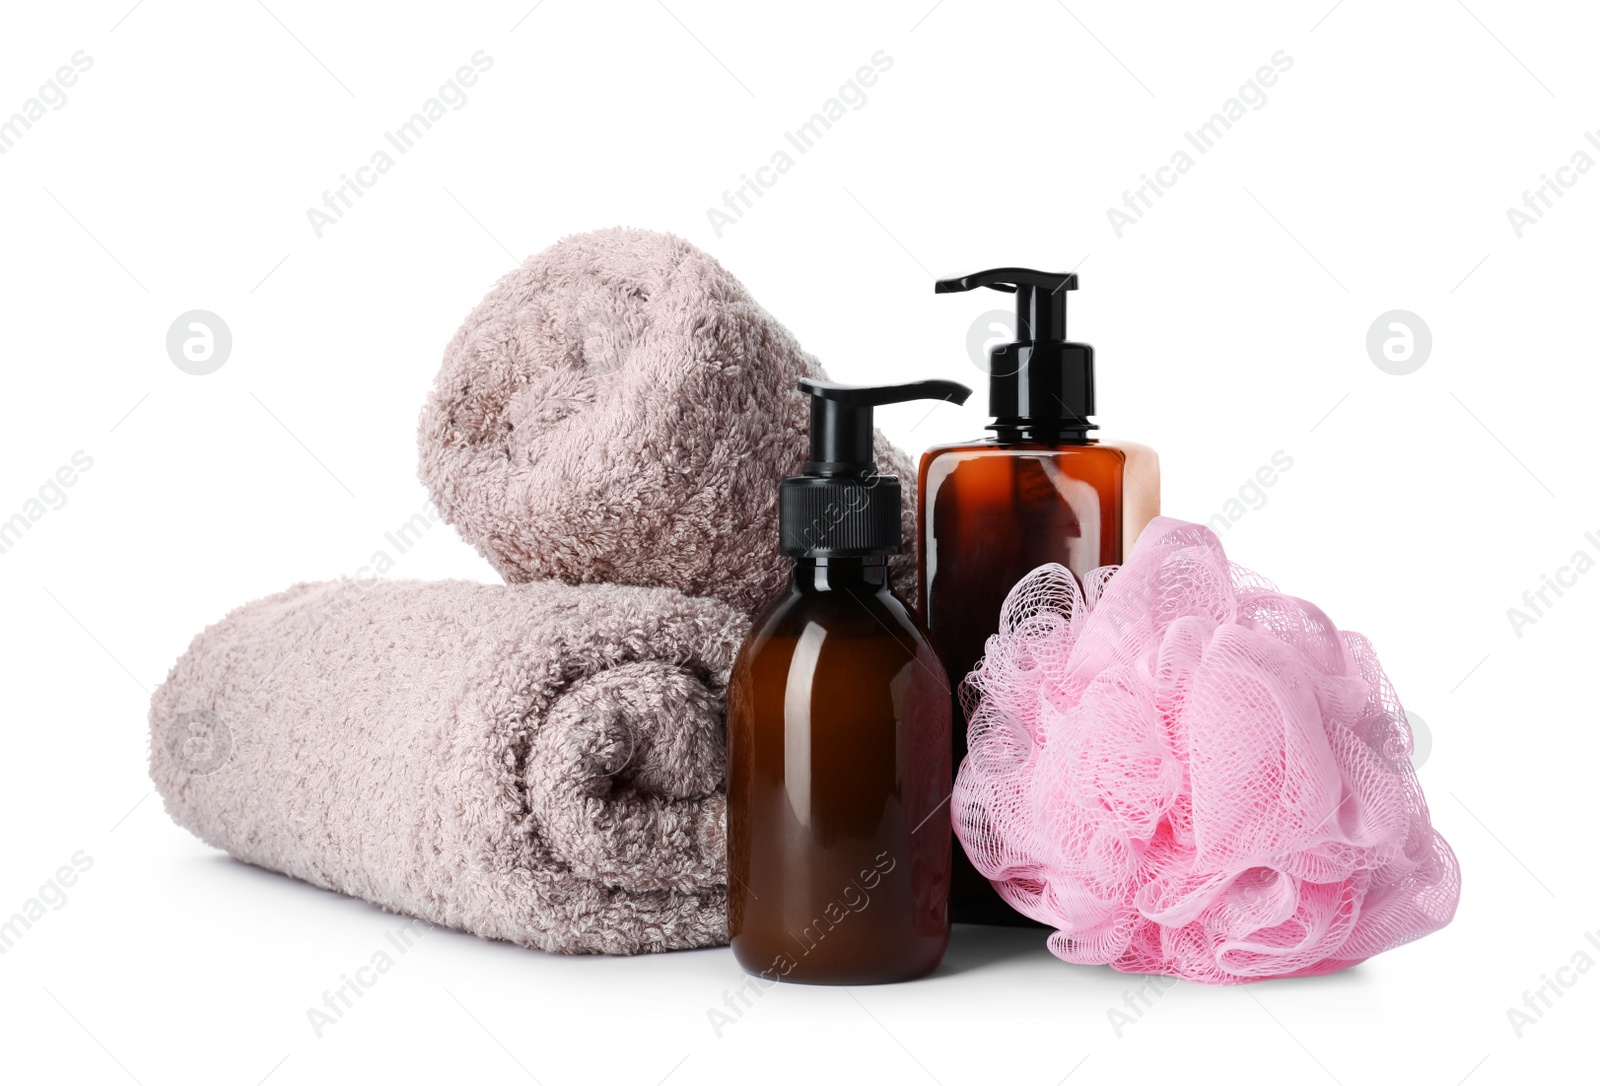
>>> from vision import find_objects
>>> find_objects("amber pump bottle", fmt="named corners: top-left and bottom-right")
top-left (728, 377), bottom-right (970, 985)
top-left (919, 268), bottom-right (1160, 926)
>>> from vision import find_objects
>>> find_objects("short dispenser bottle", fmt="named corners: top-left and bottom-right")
top-left (919, 268), bottom-right (1160, 926)
top-left (728, 377), bottom-right (969, 985)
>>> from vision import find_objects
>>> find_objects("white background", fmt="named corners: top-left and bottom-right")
top-left (1, 1), bottom-right (1595, 1083)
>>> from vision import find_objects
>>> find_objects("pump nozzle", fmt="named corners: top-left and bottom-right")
top-left (935, 267), bottom-right (1095, 435)
top-left (781, 377), bottom-right (972, 558)
top-left (798, 378), bottom-right (971, 476)
top-left (934, 267), bottom-right (1078, 296)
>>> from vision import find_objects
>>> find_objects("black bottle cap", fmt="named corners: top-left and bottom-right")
top-left (780, 378), bottom-right (971, 557)
top-left (935, 267), bottom-right (1095, 435)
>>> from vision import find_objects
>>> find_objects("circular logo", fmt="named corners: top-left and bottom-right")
top-left (565, 309), bottom-right (634, 375)
top-left (1366, 309), bottom-right (1431, 376)
top-left (598, 720), bottom-right (638, 778)
top-left (165, 708), bottom-right (233, 775)
top-left (166, 310), bottom-right (232, 375)
top-left (577, 717), bottom-right (640, 796)
top-left (1405, 710), bottom-right (1432, 770)
top-left (965, 308), bottom-right (1020, 376)
top-left (1231, 864), bottom-right (1284, 907)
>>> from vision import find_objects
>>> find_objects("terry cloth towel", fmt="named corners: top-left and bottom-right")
top-left (417, 226), bottom-right (920, 615)
top-left (149, 577), bottom-right (746, 955)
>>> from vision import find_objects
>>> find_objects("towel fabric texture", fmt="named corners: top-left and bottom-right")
top-left (418, 226), bottom-right (919, 615)
top-left (150, 578), bottom-right (745, 954)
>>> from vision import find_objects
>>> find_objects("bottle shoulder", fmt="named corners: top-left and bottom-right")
top-left (738, 584), bottom-right (932, 658)
top-left (920, 437), bottom-right (1157, 473)
top-left (1106, 437), bottom-right (1158, 458)
top-left (922, 435), bottom-right (1153, 453)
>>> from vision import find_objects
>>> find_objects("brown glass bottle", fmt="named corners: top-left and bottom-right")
top-left (727, 556), bottom-right (952, 984)
top-left (924, 266), bottom-right (1161, 924)
top-left (919, 433), bottom-right (1159, 924)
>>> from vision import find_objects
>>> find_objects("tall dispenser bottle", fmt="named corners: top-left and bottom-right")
top-left (918, 268), bottom-right (1160, 925)
top-left (728, 377), bottom-right (969, 985)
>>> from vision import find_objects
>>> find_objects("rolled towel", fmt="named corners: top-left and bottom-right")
top-left (418, 227), bottom-right (919, 615)
top-left (149, 577), bottom-right (746, 954)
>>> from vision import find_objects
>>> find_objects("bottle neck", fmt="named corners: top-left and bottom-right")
top-left (792, 556), bottom-right (892, 593)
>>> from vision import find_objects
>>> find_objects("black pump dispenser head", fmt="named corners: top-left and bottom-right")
top-left (781, 378), bottom-right (971, 558)
top-left (935, 267), bottom-right (1095, 437)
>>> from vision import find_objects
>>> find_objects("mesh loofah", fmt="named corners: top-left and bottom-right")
top-left (952, 517), bottom-right (1459, 984)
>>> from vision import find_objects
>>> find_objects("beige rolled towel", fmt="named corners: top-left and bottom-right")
top-left (417, 226), bottom-right (919, 616)
top-left (149, 577), bottom-right (745, 954)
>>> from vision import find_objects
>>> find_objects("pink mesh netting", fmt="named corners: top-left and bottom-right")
top-left (952, 517), bottom-right (1460, 984)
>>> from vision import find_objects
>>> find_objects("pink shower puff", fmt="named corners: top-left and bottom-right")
top-left (952, 517), bottom-right (1460, 984)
